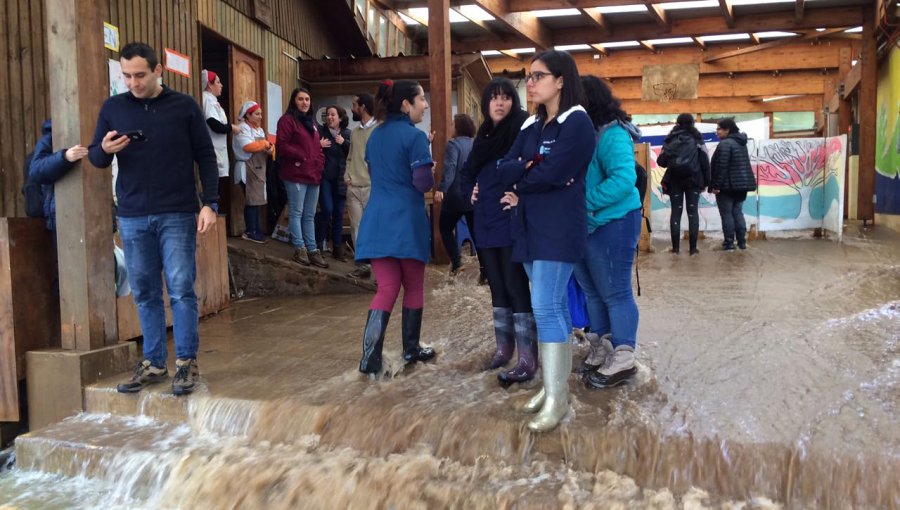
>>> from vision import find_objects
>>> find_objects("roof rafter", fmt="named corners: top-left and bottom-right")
top-left (471, 0), bottom-right (553, 49)
top-left (691, 36), bottom-right (707, 49)
top-left (639, 40), bottom-right (657, 52)
top-left (704, 26), bottom-right (849, 62)
top-left (794, 0), bottom-right (805, 22)
top-left (580, 7), bottom-right (610, 37)
top-left (718, 0), bottom-right (735, 28)
top-left (589, 43), bottom-right (608, 56)
top-left (452, 6), bottom-right (494, 33)
top-left (645, 1), bottom-right (671, 30)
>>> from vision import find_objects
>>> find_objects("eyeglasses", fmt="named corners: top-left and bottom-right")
top-left (525, 71), bottom-right (552, 83)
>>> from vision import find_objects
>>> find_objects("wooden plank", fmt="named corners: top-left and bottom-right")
top-left (607, 70), bottom-right (830, 99)
top-left (20, 0), bottom-right (36, 158)
top-left (620, 94), bottom-right (822, 114)
top-left (48, 0), bottom-right (118, 350)
top-left (8, 0), bottom-right (25, 217)
top-left (0, 220), bottom-right (19, 421)
top-left (856, 7), bottom-right (876, 221)
top-left (0, 0), bottom-right (11, 217)
top-left (704, 27), bottom-right (848, 63)
top-left (429, 0), bottom-right (451, 264)
top-left (719, 0), bottom-right (734, 28)
top-left (842, 59), bottom-right (862, 96)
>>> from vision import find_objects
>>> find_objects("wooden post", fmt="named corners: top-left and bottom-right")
top-left (47, 0), bottom-right (117, 350)
top-left (856, 7), bottom-right (877, 222)
top-left (838, 47), bottom-right (853, 217)
top-left (429, 0), bottom-right (451, 265)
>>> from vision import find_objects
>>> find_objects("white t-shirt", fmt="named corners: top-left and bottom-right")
top-left (202, 90), bottom-right (229, 177)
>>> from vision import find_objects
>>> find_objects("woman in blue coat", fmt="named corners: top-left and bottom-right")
top-left (459, 77), bottom-right (534, 385)
top-left (356, 80), bottom-right (436, 375)
top-left (575, 76), bottom-right (644, 390)
top-left (498, 50), bottom-right (595, 432)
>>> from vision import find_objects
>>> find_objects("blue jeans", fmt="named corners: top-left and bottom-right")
top-left (573, 208), bottom-right (641, 348)
top-left (285, 181), bottom-right (319, 251)
top-left (118, 213), bottom-right (199, 367)
top-left (523, 260), bottom-right (574, 344)
top-left (315, 178), bottom-right (346, 250)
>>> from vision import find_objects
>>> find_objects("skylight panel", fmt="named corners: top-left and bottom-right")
top-left (594, 4), bottom-right (648, 13)
top-left (598, 41), bottom-right (642, 48)
top-left (754, 31), bottom-right (799, 38)
top-left (510, 47), bottom-right (536, 54)
top-left (554, 44), bottom-right (592, 51)
top-left (645, 37), bottom-right (694, 45)
top-left (398, 12), bottom-right (419, 25)
top-left (658, 0), bottom-right (719, 10)
top-left (845, 26), bottom-right (862, 33)
top-left (729, 0), bottom-right (794, 5)
top-left (448, 9), bottom-right (467, 23)
top-left (531, 8), bottom-right (581, 17)
top-left (481, 50), bottom-right (502, 56)
top-left (458, 5), bottom-right (495, 21)
top-left (699, 33), bottom-right (751, 41)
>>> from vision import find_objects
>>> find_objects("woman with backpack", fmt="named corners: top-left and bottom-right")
top-left (435, 113), bottom-right (476, 275)
top-left (710, 118), bottom-right (756, 250)
top-left (657, 113), bottom-right (710, 255)
top-left (573, 75), bottom-right (644, 390)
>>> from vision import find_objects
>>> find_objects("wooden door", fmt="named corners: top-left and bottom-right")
top-left (228, 46), bottom-right (265, 236)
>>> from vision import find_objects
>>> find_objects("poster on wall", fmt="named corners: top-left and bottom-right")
top-left (103, 23), bottom-right (119, 52)
top-left (266, 81), bottom-right (282, 144)
top-left (164, 48), bottom-right (190, 78)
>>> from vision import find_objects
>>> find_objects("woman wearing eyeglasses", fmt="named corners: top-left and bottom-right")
top-left (497, 50), bottom-right (595, 432)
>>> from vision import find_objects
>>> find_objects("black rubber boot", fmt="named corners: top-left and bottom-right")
top-left (402, 308), bottom-right (435, 363)
top-left (498, 312), bottom-right (538, 385)
top-left (670, 230), bottom-right (680, 254)
top-left (359, 309), bottom-right (390, 374)
top-left (736, 230), bottom-right (747, 250)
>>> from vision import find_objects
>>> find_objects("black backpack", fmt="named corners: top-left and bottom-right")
top-left (661, 134), bottom-right (699, 179)
top-left (22, 151), bottom-right (46, 218)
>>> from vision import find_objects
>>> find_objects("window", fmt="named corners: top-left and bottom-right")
top-left (367, 6), bottom-right (376, 39)
top-left (356, 0), bottom-right (365, 17)
top-left (773, 111), bottom-right (815, 132)
top-left (703, 112), bottom-right (765, 123)
top-left (378, 15), bottom-right (387, 56)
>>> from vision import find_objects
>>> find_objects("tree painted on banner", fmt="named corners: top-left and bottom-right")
top-left (755, 139), bottom-right (840, 220)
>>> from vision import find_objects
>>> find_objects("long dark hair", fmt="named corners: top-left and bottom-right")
top-left (286, 87), bottom-right (316, 133)
top-left (672, 112), bottom-right (702, 141)
top-left (581, 75), bottom-right (629, 128)
top-left (531, 50), bottom-right (585, 122)
top-left (374, 80), bottom-right (422, 121)
top-left (467, 77), bottom-right (529, 176)
top-left (718, 118), bottom-right (739, 135)
top-left (326, 105), bottom-right (349, 130)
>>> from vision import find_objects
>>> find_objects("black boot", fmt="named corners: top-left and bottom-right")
top-left (359, 309), bottom-right (390, 374)
top-left (498, 312), bottom-right (538, 385)
top-left (736, 230), bottom-right (747, 250)
top-left (402, 308), bottom-right (435, 363)
top-left (670, 230), bottom-right (680, 254)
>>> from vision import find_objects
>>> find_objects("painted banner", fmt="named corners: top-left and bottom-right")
top-left (649, 135), bottom-right (846, 237)
top-left (875, 46), bottom-right (900, 214)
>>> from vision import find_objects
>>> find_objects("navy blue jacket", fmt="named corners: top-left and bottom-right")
top-left (29, 120), bottom-right (77, 231)
top-left (497, 106), bottom-right (595, 263)
top-left (88, 86), bottom-right (219, 217)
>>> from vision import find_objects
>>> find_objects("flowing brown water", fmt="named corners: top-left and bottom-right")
top-left (2, 229), bottom-right (899, 509)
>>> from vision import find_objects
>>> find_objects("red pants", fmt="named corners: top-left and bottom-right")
top-left (369, 258), bottom-right (425, 311)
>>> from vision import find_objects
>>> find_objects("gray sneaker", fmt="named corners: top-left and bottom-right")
top-left (292, 248), bottom-right (310, 266)
top-left (309, 250), bottom-right (329, 268)
top-left (172, 358), bottom-right (199, 396)
top-left (116, 360), bottom-right (168, 393)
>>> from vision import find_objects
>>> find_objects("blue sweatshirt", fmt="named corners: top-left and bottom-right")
top-left (29, 120), bottom-right (76, 231)
top-left (88, 86), bottom-right (219, 217)
top-left (586, 120), bottom-right (642, 232)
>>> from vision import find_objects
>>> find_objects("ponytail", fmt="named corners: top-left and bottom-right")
top-left (374, 79), bottom-right (422, 121)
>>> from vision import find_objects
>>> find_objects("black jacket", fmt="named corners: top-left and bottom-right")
top-left (317, 124), bottom-right (350, 196)
top-left (29, 120), bottom-right (77, 230)
top-left (710, 132), bottom-right (756, 192)
top-left (657, 129), bottom-right (710, 193)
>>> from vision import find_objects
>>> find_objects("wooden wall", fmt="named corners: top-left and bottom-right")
top-left (0, 0), bottom-right (50, 218)
top-left (220, 0), bottom-right (343, 60)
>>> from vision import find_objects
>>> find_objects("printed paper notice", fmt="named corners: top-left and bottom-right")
top-left (165, 48), bottom-right (190, 78)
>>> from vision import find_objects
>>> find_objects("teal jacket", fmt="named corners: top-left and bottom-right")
top-left (586, 121), bottom-right (642, 232)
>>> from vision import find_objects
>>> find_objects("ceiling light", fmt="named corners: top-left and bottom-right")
top-left (554, 44), bottom-right (592, 51)
top-left (594, 4), bottom-right (648, 13)
top-left (845, 26), bottom-right (862, 33)
top-left (658, 0), bottom-right (719, 9)
top-left (645, 37), bottom-right (694, 45)
top-left (531, 8), bottom-right (581, 17)
top-left (754, 31), bottom-right (799, 38)
top-left (458, 4), bottom-right (495, 21)
top-left (598, 41), bottom-right (642, 48)
top-left (699, 33), bottom-right (751, 41)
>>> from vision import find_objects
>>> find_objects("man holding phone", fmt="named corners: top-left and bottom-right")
top-left (89, 42), bottom-right (219, 396)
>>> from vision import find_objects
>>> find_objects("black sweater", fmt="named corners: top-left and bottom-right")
top-left (89, 87), bottom-right (219, 217)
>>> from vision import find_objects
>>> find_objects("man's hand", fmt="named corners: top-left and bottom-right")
top-left (434, 191), bottom-right (443, 204)
top-left (197, 206), bottom-right (217, 234)
top-left (101, 131), bottom-right (131, 155)
top-left (65, 145), bottom-right (89, 163)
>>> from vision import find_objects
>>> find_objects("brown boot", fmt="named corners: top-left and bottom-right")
top-left (309, 250), bottom-right (329, 268)
top-left (293, 248), bottom-right (310, 266)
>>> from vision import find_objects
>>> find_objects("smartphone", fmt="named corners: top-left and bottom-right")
top-left (112, 130), bottom-right (147, 142)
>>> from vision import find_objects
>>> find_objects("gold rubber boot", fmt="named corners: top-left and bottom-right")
top-left (527, 342), bottom-right (570, 432)
top-left (522, 387), bottom-right (545, 413)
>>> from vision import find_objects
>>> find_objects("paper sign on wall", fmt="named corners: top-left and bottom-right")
top-left (165, 48), bottom-right (190, 78)
top-left (104, 22), bottom-right (119, 52)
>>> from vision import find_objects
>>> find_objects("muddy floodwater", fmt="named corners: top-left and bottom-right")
top-left (1, 229), bottom-right (898, 509)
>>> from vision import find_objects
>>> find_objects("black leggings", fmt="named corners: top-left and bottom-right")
top-left (438, 209), bottom-right (475, 268)
top-left (669, 186), bottom-right (701, 251)
top-left (478, 246), bottom-right (531, 313)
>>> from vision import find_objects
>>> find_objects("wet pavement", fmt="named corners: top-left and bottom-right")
top-left (2, 225), bottom-right (899, 509)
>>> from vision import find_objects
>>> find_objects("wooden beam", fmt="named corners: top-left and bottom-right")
top-left (297, 54), bottom-right (484, 82)
top-left (606, 70), bottom-right (831, 99)
top-left (719, 0), bottom-right (735, 28)
top-left (580, 8), bottom-right (610, 37)
top-left (692, 36), bottom-right (707, 50)
top-left (750, 33), bottom-right (761, 45)
top-left (452, 6), bottom-right (493, 33)
top-left (639, 40), bottom-right (656, 52)
top-left (508, 0), bottom-right (718, 8)
top-left (454, 6), bottom-right (863, 51)
top-left (704, 27), bottom-right (848, 63)
top-left (473, 0), bottom-right (553, 49)
top-left (794, 0), bottom-right (805, 23)
top-left (589, 43), bottom-right (608, 56)
top-left (487, 41), bottom-right (851, 78)
top-left (499, 49), bottom-right (521, 59)
top-left (645, 2), bottom-right (670, 30)
top-left (429, 0), bottom-right (452, 263)
top-left (621, 95), bottom-right (822, 114)
top-left (842, 58), bottom-right (862, 95)
top-left (401, 8), bottom-right (429, 26)
top-left (856, 7), bottom-right (876, 221)
top-left (47, 0), bottom-right (117, 350)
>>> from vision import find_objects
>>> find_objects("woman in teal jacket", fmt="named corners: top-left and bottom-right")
top-left (575, 76), bottom-right (643, 390)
